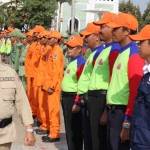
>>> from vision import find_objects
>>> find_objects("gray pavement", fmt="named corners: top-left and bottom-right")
top-left (11, 110), bottom-right (67, 150)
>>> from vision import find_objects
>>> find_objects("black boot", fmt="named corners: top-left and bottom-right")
top-left (33, 118), bottom-right (41, 128)
top-left (42, 136), bottom-right (60, 143)
top-left (35, 129), bottom-right (49, 135)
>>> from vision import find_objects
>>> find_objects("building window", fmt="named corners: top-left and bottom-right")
top-left (68, 17), bottom-right (79, 34)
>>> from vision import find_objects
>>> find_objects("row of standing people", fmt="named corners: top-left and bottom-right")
top-left (24, 26), bottom-right (65, 142)
top-left (61, 11), bottom-right (150, 150)
top-left (1, 11), bottom-right (149, 150)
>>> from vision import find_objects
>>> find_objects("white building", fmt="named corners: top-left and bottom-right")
top-left (56, 0), bottom-right (119, 36)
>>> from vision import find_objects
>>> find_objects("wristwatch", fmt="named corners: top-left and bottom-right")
top-left (122, 122), bottom-right (130, 129)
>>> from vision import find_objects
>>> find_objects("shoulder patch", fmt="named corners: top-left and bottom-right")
top-left (117, 63), bottom-right (121, 70)
top-left (98, 59), bottom-right (103, 65)
top-left (66, 69), bottom-right (70, 74)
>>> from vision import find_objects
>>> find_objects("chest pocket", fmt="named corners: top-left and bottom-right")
top-left (0, 82), bottom-right (16, 101)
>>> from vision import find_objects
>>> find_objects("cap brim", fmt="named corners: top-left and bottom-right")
top-left (80, 30), bottom-right (93, 36)
top-left (65, 41), bottom-right (82, 47)
top-left (50, 36), bottom-right (61, 40)
top-left (80, 30), bottom-right (100, 37)
top-left (65, 41), bottom-right (77, 47)
top-left (107, 22), bottom-right (121, 29)
top-left (129, 34), bottom-right (149, 41)
top-left (94, 20), bottom-right (107, 25)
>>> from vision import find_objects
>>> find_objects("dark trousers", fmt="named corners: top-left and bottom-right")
top-left (107, 107), bottom-right (130, 150)
top-left (62, 92), bottom-right (83, 150)
top-left (62, 92), bottom-right (92, 150)
top-left (87, 90), bottom-right (107, 150)
top-left (81, 102), bottom-right (92, 150)
top-left (131, 143), bottom-right (150, 150)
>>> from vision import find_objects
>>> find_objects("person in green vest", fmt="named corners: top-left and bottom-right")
top-left (0, 30), bottom-right (12, 64)
top-left (80, 23), bottom-right (96, 60)
top-left (106, 13), bottom-right (144, 150)
top-left (80, 12), bottom-right (120, 150)
top-left (61, 34), bottom-right (85, 150)
top-left (18, 37), bottom-right (28, 88)
top-left (73, 22), bottom-right (103, 150)
top-left (9, 29), bottom-right (27, 87)
top-left (75, 22), bottom-right (102, 97)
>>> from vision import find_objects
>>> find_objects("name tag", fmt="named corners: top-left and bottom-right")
top-left (0, 77), bottom-right (15, 81)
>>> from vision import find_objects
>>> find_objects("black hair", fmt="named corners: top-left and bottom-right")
top-left (122, 27), bottom-right (137, 35)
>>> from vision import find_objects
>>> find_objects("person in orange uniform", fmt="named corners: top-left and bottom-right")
top-left (34, 31), bottom-right (52, 134)
top-left (25, 25), bottom-right (45, 120)
top-left (40, 30), bottom-right (64, 142)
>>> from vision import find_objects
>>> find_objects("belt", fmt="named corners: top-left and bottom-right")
top-left (62, 92), bottom-right (76, 97)
top-left (107, 105), bottom-right (126, 111)
top-left (88, 89), bottom-right (107, 96)
top-left (0, 117), bottom-right (12, 128)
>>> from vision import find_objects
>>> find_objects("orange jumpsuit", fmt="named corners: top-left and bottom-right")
top-left (41, 44), bottom-right (64, 138)
top-left (25, 42), bottom-right (41, 117)
top-left (34, 45), bottom-right (51, 124)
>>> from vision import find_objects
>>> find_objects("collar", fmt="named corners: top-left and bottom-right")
top-left (105, 42), bottom-right (113, 48)
top-left (120, 42), bottom-right (136, 53)
top-left (71, 55), bottom-right (82, 62)
top-left (143, 62), bottom-right (150, 74)
top-left (91, 45), bottom-right (102, 52)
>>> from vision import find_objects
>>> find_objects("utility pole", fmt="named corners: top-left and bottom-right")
top-left (71, 0), bottom-right (75, 34)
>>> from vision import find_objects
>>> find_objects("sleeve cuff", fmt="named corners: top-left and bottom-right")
top-left (74, 95), bottom-right (81, 105)
top-left (124, 115), bottom-right (131, 122)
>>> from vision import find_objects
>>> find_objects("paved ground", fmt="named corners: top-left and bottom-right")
top-left (11, 110), bottom-right (67, 150)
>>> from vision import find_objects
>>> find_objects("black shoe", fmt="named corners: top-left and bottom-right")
top-left (42, 136), bottom-right (60, 143)
top-left (33, 118), bottom-right (41, 128)
top-left (35, 129), bottom-right (49, 135)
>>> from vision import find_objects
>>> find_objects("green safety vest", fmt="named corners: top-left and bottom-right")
top-left (88, 45), bottom-right (112, 90)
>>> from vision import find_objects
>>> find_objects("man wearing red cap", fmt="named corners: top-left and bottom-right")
top-left (106, 13), bottom-right (144, 150)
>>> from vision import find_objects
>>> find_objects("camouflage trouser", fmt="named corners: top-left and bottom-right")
top-left (19, 76), bottom-right (26, 89)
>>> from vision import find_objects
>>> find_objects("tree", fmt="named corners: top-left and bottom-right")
top-left (119, 0), bottom-right (143, 28)
top-left (0, 0), bottom-right (58, 28)
top-left (18, 0), bottom-right (58, 28)
top-left (142, 2), bottom-right (150, 26)
top-left (0, 0), bottom-right (22, 27)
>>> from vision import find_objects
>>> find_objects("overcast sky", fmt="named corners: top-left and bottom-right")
top-left (122, 0), bottom-right (149, 13)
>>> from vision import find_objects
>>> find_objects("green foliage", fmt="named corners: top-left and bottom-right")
top-left (119, 0), bottom-right (143, 28)
top-left (21, 0), bottom-right (58, 27)
top-left (0, 0), bottom-right (58, 28)
top-left (142, 2), bottom-right (150, 26)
